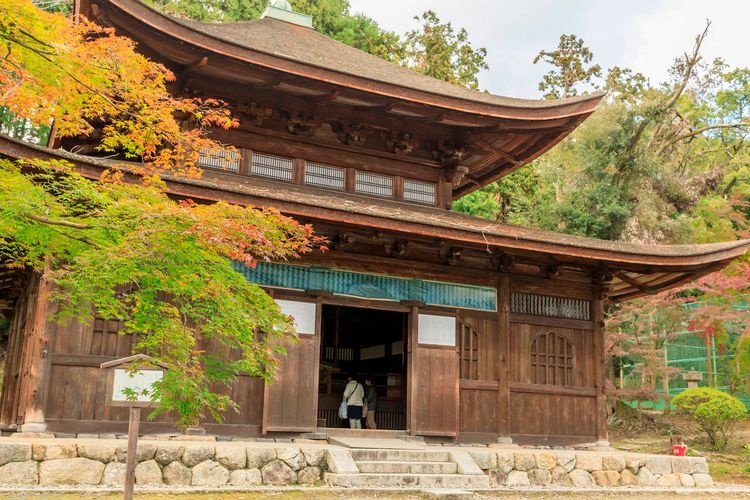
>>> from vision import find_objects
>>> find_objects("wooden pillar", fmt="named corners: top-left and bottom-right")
top-left (406, 305), bottom-right (418, 433)
top-left (497, 275), bottom-right (511, 437)
top-left (19, 269), bottom-right (53, 432)
top-left (592, 292), bottom-right (608, 442)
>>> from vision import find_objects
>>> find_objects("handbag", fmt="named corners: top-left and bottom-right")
top-left (338, 400), bottom-right (348, 420)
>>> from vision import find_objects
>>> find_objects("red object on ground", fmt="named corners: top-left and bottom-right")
top-left (673, 444), bottom-right (687, 456)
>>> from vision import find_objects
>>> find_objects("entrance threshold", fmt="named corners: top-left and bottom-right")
top-left (318, 427), bottom-right (410, 439)
top-left (327, 435), bottom-right (426, 450)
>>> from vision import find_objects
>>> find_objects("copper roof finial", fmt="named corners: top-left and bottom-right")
top-left (260, 0), bottom-right (313, 28)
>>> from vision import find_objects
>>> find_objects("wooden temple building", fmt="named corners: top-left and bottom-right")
top-left (2, 0), bottom-right (749, 444)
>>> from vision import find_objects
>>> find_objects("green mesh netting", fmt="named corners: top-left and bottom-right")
top-left (622, 295), bottom-right (750, 411)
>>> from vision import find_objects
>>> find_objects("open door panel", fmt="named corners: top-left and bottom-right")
top-left (262, 298), bottom-right (320, 433)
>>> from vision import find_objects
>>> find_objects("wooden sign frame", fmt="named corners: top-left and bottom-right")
top-left (100, 354), bottom-right (168, 408)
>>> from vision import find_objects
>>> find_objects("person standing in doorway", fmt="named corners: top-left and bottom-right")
top-left (364, 376), bottom-right (377, 429)
top-left (342, 375), bottom-right (364, 429)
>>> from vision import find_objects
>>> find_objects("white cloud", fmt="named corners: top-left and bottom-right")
top-left (347, 0), bottom-right (750, 98)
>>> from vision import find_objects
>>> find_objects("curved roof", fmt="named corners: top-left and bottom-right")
top-left (4, 134), bottom-right (748, 301)
top-left (176, 16), bottom-right (604, 114)
top-left (89, 0), bottom-right (603, 119)
top-left (78, 0), bottom-right (606, 198)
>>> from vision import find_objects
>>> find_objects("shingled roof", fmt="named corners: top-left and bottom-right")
top-left (173, 15), bottom-right (604, 114)
top-left (88, 0), bottom-right (603, 118)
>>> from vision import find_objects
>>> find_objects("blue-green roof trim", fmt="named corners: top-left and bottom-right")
top-left (233, 262), bottom-right (497, 311)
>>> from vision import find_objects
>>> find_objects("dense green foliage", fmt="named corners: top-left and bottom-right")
top-left (0, 2), bottom-right (324, 427)
top-left (672, 387), bottom-right (747, 450)
top-left (145, 0), bottom-right (487, 88)
top-left (0, 159), bottom-right (321, 426)
top-left (456, 25), bottom-right (750, 248)
top-left (533, 34), bottom-right (601, 99)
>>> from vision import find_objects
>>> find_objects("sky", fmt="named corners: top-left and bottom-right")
top-left (347, 0), bottom-right (750, 99)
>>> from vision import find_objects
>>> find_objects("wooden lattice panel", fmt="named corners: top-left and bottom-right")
top-left (530, 330), bottom-right (573, 385)
top-left (459, 322), bottom-right (479, 380)
top-left (198, 148), bottom-right (240, 172)
top-left (510, 292), bottom-right (591, 321)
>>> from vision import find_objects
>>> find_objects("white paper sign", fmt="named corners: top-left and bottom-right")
top-left (417, 314), bottom-right (456, 346)
top-left (111, 368), bottom-right (163, 402)
top-left (276, 299), bottom-right (316, 335)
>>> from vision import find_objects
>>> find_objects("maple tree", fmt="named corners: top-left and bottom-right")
top-left (0, 2), bottom-right (325, 426)
top-left (606, 262), bottom-right (750, 409)
top-left (1, 1), bottom-right (236, 175)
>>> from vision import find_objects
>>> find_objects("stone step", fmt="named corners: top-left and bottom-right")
top-left (356, 460), bottom-right (458, 474)
top-left (350, 449), bottom-right (451, 462)
top-left (325, 472), bottom-right (490, 488)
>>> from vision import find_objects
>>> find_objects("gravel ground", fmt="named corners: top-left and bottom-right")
top-left (2, 486), bottom-right (750, 499)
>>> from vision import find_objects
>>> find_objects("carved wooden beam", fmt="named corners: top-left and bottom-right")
top-left (432, 140), bottom-right (468, 167)
top-left (236, 101), bottom-right (273, 127)
top-left (544, 263), bottom-right (562, 278)
top-left (333, 233), bottom-right (357, 251)
top-left (445, 247), bottom-right (463, 266)
top-left (385, 239), bottom-right (410, 258)
top-left (385, 132), bottom-right (415, 156)
top-left (284, 111), bottom-right (319, 136)
top-left (331, 121), bottom-right (371, 147)
top-left (444, 165), bottom-right (469, 187)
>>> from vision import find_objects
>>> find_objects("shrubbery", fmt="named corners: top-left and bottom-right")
top-left (672, 387), bottom-right (747, 451)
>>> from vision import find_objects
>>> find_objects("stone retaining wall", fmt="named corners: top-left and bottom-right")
top-left (0, 442), bottom-right (326, 486)
top-left (468, 449), bottom-right (714, 488)
top-left (0, 441), bottom-right (715, 489)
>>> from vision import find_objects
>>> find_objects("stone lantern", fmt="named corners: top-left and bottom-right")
top-left (682, 367), bottom-right (702, 389)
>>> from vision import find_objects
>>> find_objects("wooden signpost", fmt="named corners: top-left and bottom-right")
top-left (100, 354), bottom-right (167, 500)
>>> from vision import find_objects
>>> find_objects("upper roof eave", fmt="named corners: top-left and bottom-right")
top-left (92, 0), bottom-right (605, 121)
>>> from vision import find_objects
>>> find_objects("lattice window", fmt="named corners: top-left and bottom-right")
top-left (251, 152), bottom-right (293, 181)
top-left (403, 179), bottom-right (436, 205)
top-left (198, 148), bottom-right (240, 172)
top-left (510, 292), bottom-right (591, 320)
top-left (304, 162), bottom-right (345, 190)
top-left (324, 347), bottom-right (354, 361)
top-left (355, 171), bottom-right (393, 198)
top-left (530, 330), bottom-right (573, 385)
top-left (459, 322), bottom-right (479, 380)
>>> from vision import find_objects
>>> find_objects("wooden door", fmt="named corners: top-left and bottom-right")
top-left (262, 298), bottom-right (321, 433)
top-left (410, 311), bottom-right (459, 437)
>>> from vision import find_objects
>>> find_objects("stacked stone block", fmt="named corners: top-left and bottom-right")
top-left (0, 442), bottom-right (327, 486)
top-left (469, 449), bottom-right (713, 488)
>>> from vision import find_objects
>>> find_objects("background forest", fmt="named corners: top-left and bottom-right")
top-left (4, 0), bottom-right (750, 412)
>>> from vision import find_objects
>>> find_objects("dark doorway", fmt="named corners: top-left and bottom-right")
top-left (317, 305), bottom-right (408, 429)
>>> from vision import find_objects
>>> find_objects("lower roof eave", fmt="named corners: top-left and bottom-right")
top-left (3, 135), bottom-right (749, 296)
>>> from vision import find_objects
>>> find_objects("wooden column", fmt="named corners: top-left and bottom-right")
top-left (592, 292), bottom-right (608, 442)
top-left (406, 305), bottom-right (418, 433)
top-left (497, 275), bottom-right (511, 437)
top-left (19, 269), bottom-right (53, 432)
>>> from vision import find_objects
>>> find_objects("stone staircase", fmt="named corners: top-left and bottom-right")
top-left (325, 448), bottom-right (490, 488)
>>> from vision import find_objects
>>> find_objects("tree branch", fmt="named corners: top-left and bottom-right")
top-left (662, 21), bottom-right (710, 112)
top-left (627, 20), bottom-right (711, 156)
top-left (47, 226), bottom-right (103, 250)
top-left (669, 122), bottom-right (749, 145)
top-left (24, 213), bottom-right (94, 229)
